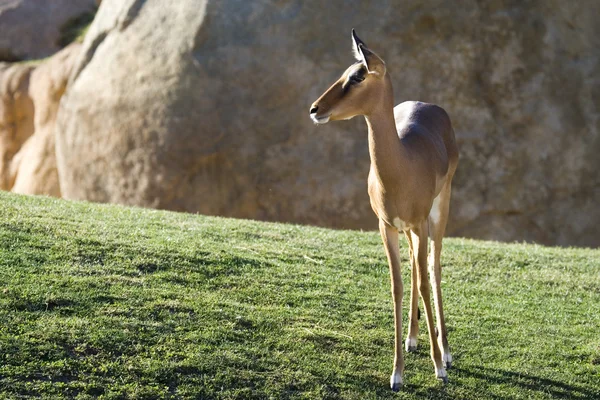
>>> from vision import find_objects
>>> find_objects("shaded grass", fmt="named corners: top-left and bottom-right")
top-left (0, 191), bottom-right (598, 399)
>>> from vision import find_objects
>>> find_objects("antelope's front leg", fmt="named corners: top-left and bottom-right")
top-left (379, 219), bottom-right (404, 391)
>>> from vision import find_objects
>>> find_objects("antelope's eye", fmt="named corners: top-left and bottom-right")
top-left (349, 74), bottom-right (365, 84)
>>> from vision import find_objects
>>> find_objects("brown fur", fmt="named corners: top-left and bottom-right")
top-left (310, 31), bottom-right (459, 389)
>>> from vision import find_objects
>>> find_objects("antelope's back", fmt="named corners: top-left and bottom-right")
top-left (393, 101), bottom-right (459, 178)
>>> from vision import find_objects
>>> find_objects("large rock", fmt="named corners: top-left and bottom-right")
top-left (56, 0), bottom-right (600, 247)
top-left (0, 44), bottom-right (81, 197)
top-left (0, 63), bottom-right (34, 189)
top-left (0, 0), bottom-right (95, 61)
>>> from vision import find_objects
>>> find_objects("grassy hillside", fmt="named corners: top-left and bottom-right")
top-left (0, 192), bottom-right (598, 399)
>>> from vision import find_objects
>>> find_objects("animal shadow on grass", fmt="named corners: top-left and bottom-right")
top-left (340, 353), bottom-right (599, 400)
top-left (450, 365), bottom-right (599, 399)
top-left (280, 371), bottom-right (392, 400)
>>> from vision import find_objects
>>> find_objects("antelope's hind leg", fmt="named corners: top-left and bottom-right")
top-left (428, 183), bottom-right (453, 369)
top-left (411, 222), bottom-right (447, 383)
top-left (404, 231), bottom-right (419, 352)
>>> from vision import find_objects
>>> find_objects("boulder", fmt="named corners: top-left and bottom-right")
top-left (0, 44), bottom-right (81, 197)
top-left (0, 62), bottom-right (34, 189)
top-left (0, 0), bottom-right (96, 61)
top-left (56, 0), bottom-right (600, 247)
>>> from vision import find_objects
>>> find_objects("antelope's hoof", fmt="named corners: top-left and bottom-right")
top-left (436, 367), bottom-right (448, 384)
top-left (390, 370), bottom-right (403, 392)
top-left (405, 337), bottom-right (418, 352)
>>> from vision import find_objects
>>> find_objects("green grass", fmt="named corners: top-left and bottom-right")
top-left (0, 191), bottom-right (598, 399)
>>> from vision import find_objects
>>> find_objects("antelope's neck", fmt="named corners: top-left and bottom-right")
top-left (365, 85), bottom-right (406, 185)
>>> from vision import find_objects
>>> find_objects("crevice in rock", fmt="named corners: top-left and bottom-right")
top-left (190, 1), bottom-right (210, 67)
top-left (69, 31), bottom-right (107, 83)
top-left (69, 0), bottom-right (147, 84)
top-left (117, 0), bottom-right (148, 31)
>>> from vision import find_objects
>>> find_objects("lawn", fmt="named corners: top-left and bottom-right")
top-left (0, 191), bottom-right (598, 399)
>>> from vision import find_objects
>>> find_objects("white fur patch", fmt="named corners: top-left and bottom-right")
top-left (310, 114), bottom-right (329, 124)
top-left (352, 39), bottom-right (363, 62)
top-left (393, 217), bottom-right (407, 231)
top-left (436, 366), bottom-right (448, 380)
top-left (443, 351), bottom-right (453, 365)
top-left (405, 337), bottom-right (418, 351)
top-left (429, 194), bottom-right (442, 224)
top-left (390, 370), bottom-right (403, 390)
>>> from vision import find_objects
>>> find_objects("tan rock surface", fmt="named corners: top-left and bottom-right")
top-left (0, 44), bottom-right (81, 197)
top-left (56, 0), bottom-right (600, 247)
top-left (0, 62), bottom-right (34, 190)
top-left (13, 44), bottom-right (81, 197)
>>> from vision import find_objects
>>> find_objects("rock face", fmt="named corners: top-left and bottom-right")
top-left (0, 44), bottom-right (80, 197)
top-left (0, 0), bottom-right (95, 61)
top-left (0, 63), bottom-right (35, 190)
top-left (56, 0), bottom-right (600, 247)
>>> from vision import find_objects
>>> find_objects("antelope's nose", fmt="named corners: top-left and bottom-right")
top-left (309, 105), bottom-right (318, 115)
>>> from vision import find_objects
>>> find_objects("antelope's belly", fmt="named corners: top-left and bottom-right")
top-left (367, 169), bottom-right (420, 231)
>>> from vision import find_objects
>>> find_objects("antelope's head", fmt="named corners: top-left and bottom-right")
top-left (309, 29), bottom-right (388, 124)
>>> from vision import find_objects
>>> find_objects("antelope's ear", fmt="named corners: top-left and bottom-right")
top-left (351, 29), bottom-right (386, 76)
top-left (359, 44), bottom-right (386, 76)
top-left (351, 29), bottom-right (367, 62)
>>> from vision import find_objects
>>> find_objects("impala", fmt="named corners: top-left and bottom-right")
top-left (309, 30), bottom-right (459, 390)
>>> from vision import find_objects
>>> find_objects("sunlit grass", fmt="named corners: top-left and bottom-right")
top-left (0, 191), bottom-right (598, 399)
